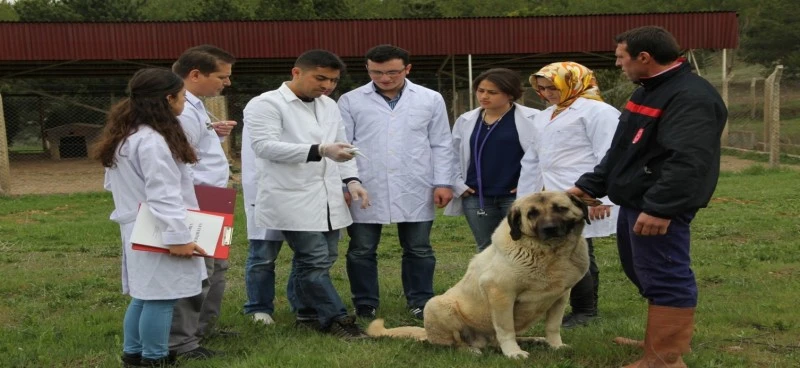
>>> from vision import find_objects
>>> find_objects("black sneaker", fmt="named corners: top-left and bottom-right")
top-left (177, 346), bottom-right (219, 361)
top-left (294, 317), bottom-right (323, 331)
top-left (325, 315), bottom-right (368, 340)
top-left (355, 305), bottom-right (377, 319)
top-left (121, 352), bottom-right (141, 367)
top-left (139, 351), bottom-right (177, 367)
top-left (409, 306), bottom-right (424, 320)
top-left (561, 312), bottom-right (597, 329)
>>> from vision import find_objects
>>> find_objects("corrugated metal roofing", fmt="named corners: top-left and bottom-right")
top-left (0, 12), bottom-right (738, 61)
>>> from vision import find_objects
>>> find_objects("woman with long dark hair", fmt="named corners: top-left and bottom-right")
top-left (92, 67), bottom-right (205, 367)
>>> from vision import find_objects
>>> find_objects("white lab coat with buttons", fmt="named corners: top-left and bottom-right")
top-left (517, 97), bottom-right (621, 238)
top-left (338, 80), bottom-right (455, 223)
top-left (104, 126), bottom-right (206, 300)
top-left (444, 103), bottom-right (540, 216)
top-left (245, 82), bottom-right (358, 232)
top-left (179, 91), bottom-right (230, 188)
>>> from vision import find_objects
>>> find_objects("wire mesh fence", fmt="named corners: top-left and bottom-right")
top-left (4, 94), bottom-right (121, 161)
top-left (2, 62), bottom-right (799, 195)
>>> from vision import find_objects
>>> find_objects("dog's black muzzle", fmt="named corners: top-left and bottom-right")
top-left (537, 221), bottom-right (572, 241)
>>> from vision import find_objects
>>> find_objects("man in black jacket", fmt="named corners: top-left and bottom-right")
top-left (568, 26), bottom-right (727, 368)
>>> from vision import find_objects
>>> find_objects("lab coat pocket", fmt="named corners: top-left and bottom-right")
top-left (408, 108), bottom-right (432, 131)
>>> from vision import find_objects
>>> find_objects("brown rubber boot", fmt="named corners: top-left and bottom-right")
top-left (621, 305), bottom-right (695, 368)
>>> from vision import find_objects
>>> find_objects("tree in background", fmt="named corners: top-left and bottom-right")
top-left (740, 0), bottom-right (800, 78)
top-left (256, 0), bottom-right (352, 20)
top-left (13, 0), bottom-right (82, 21)
top-left (0, 0), bottom-right (18, 21)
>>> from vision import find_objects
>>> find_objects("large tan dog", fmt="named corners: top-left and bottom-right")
top-left (367, 191), bottom-right (593, 359)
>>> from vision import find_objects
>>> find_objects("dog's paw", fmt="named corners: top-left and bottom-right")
top-left (464, 346), bottom-right (483, 355)
top-left (548, 342), bottom-right (569, 350)
top-left (503, 349), bottom-right (529, 360)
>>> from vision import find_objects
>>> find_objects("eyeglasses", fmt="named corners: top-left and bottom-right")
top-left (536, 85), bottom-right (559, 93)
top-left (367, 68), bottom-right (406, 77)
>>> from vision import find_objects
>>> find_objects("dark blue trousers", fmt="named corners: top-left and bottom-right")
top-left (617, 206), bottom-right (698, 308)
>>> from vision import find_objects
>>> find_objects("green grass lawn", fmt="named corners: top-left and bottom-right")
top-left (1, 165), bottom-right (799, 367)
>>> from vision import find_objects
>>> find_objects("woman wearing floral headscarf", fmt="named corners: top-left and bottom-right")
top-left (517, 61), bottom-right (621, 328)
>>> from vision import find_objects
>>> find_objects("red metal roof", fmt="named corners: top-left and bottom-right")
top-left (0, 12), bottom-right (738, 78)
top-left (0, 12), bottom-right (738, 60)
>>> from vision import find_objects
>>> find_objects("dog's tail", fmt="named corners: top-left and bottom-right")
top-left (366, 319), bottom-right (427, 341)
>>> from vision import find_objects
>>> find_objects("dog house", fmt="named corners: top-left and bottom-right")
top-left (43, 123), bottom-right (103, 160)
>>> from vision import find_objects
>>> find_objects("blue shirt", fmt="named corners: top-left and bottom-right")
top-left (373, 82), bottom-right (405, 110)
top-left (465, 106), bottom-right (524, 197)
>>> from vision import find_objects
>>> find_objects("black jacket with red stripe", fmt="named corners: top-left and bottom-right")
top-left (575, 62), bottom-right (727, 218)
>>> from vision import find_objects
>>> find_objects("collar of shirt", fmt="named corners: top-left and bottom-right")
top-left (372, 80), bottom-right (407, 107)
top-left (184, 90), bottom-right (206, 114)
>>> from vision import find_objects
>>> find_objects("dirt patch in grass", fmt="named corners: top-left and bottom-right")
top-left (10, 158), bottom-right (105, 196)
top-left (4, 155), bottom-right (791, 196)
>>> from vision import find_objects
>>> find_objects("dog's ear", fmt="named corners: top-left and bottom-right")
top-left (507, 206), bottom-right (523, 241)
top-left (567, 193), bottom-right (591, 225)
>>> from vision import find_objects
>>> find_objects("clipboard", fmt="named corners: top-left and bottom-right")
top-left (130, 203), bottom-right (233, 259)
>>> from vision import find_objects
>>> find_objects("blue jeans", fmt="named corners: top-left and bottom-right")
top-left (244, 239), bottom-right (304, 315)
top-left (346, 221), bottom-right (435, 309)
top-left (462, 195), bottom-right (516, 252)
top-left (282, 230), bottom-right (347, 327)
top-left (123, 298), bottom-right (177, 360)
top-left (617, 207), bottom-right (697, 308)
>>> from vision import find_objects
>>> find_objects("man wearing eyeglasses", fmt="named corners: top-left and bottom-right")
top-left (338, 44), bottom-right (455, 321)
top-left (169, 45), bottom-right (237, 360)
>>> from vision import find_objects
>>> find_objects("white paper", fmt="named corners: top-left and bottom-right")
top-left (130, 203), bottom-right (224, 256)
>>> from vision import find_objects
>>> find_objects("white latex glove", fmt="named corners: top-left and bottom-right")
top-left (319, 142), bottom-right (355, 162)
top-left (346, 181), bottom-right (370, 209)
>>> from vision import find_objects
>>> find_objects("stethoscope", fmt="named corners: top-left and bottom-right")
top-left (472, 108), bottom-right (510, 216)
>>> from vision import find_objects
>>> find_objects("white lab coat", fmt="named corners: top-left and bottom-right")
top-left (517, 97), bottom-right (621, 238)
top-left (241, 123), bottom-right (283, 241)
top-left (245, 82), bottom-right (358, 232)
top-left (179, 91), bottom-right (229, 188)
top-left (338, 80), bottom-right (455, 223)
top-left (444, 103), bottom-right (540, 216)
top-left (104, 126), bottom-right (206, 300)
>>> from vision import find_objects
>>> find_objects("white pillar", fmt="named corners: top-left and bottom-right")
top-left (468, 54), bottom-right (473, 111)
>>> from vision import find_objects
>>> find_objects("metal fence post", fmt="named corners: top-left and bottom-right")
top-left (0, 93), bottom-right (11, 196)
top-left (764, 65), bottom-right (783, 167)
top-left (750, 77), bottom-right (757, 119)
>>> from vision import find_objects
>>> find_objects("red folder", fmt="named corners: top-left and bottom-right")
top-left (194, 185), bottom-right (236, 214)
top-left (131, 186), bottom-right (236, 259)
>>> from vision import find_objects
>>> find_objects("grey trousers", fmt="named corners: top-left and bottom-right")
top-left (168, 257), bottom-right (228, 353)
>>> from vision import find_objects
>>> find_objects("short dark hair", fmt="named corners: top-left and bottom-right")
top-left (615, 26), bottom-right (681, 65)
top-left (295, 49), bottom-right (346, 71)
top-left (173, 44), bottom-right (236, 78)
top-left (365, 44), bottom-right (410, 65)
top-left (473, 68), bottom-right (524, 101)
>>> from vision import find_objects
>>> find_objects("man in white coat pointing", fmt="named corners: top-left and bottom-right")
top-left (244, 49), bottom-right (370, 340)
